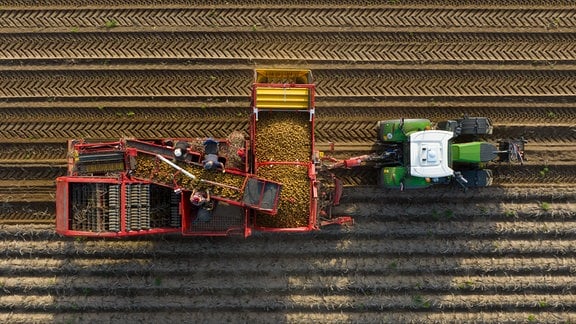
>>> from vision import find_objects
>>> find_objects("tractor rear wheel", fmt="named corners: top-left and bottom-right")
top-left (457, 117), bottom-right (493, 136)
top-left (459, 169), bottom-right (493, 187)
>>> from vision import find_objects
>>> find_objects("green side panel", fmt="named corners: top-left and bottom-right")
top-left (379, 166), bottom-right (406, 188)
top-left (378, 119), bottom-right (431, 142)
top-left (403, 175), bottom-right (431, 189)
top-left (379, 167), bottom-right (430, 189)
top-left (451, 142), bottom-right (497, 163)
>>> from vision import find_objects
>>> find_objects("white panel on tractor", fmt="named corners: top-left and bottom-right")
top-left (409, 130), bottom-right (454, 178)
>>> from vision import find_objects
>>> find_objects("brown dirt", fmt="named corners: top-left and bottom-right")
top-left (0, 1), bottom-right (575, 323)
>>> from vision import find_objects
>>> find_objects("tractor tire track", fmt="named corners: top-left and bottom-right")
top-left (317, 103), bottom-right (576, 125)
top-left (0, 120), bottom-right (572, 143)
top-left (2, 67), bottom-right (576, 99)
top-left (1, 223), bottom-right (576, 322)
top-left (2, 103), bottom-right (575, 125)
top-left (2, 32), bottom-right (576, 64)
top-left (1, 0), bottom-right (574, 7)
top-left (0, 2), bottom-right (575, 322)
top-left (0, 6), bottom-right (574, 32)
top-left (1, 231), bottom-right (576, 261)
top-left (1, 178), bottom-right (574, 224)
top-left (332, 164), bottom-right (576, 187)
top-left (1, 99), bottom-right (573, 143)
top-left (1, 312), bottom-right (574, 324)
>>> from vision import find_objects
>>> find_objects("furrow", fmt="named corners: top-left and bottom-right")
top-left (0, 142), bottom-right (67, 163)
top-left (1, 274), bottom-right (574, 297)
top-left (2, 184), bottom-right (574, 224)
top-left (317, 105), bottom-right (576, 125)
top-left (0, 106), bottom-right (250, 123)
top-left (2, 32), bottom-right (576, 64)
top-left (349, 219), bottom-right (576, 239)
top-left (0, 1), bottom-right (574, 322)
top-left (340, 185), bottom-right (576, 205)
top-left (317, 123), bottom-right (575, 143)
top-left (332, 164), bottom-right (576, 187)
top-left (0, 119), bottom-right (573, 146)
top-left (1, 0), bottom-right (574, 7)
top-left (1, 311), bottom-right (574, 324)
top-left (0, 7), bottom-right (574, 31)
top-left (1, 237), bottom-right (575, 258)
top-left (0, 165), bottom-right (65, 180)
top-left (3, 161), bottom-right (574, 185)
top-left (0, 69), bottom-right (251, 99)
top-left (315, 69), bottom-right (576, 98)
top-left (2, 252), bottom-right (574, 277)
top-left (1, 293), bottom-right (575, 312)
top-left (0, 136), bottom-right (576, 165)
top-left (2, 68), bottom-right (576, 99)
top-left (0, 121), bottom-right (250, 140)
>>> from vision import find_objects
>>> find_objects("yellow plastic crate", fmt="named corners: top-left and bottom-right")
top-left (254, 69), bottom-right (313, 84)
top-left (255, 87), bottom-right (310, 109)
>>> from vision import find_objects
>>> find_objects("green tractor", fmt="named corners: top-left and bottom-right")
top-left (327, 117), bottom-right (525, 190)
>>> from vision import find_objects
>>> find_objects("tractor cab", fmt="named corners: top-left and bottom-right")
top-left (374, 118), bottom-right (519, 190)
top-left (408, 130), bottom-right (454, 179)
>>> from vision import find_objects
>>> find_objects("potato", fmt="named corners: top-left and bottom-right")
top-left (134, 154), bottom-right (244, 200)
top-left (253, 112), bottom-right (313, 228)
top-left (255, 164), bottom-right (311, 228)
top-left (255, 112), bottom-right (311, 162)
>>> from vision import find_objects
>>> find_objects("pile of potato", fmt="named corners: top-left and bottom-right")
top-left (255, 112), bottom-right (311, 162)
top-left (254, 111), bottom-right (313, 228)
top-left (133, 154), bottom-right (244, 200)
top-left (225, 130), bottom-right (247, 170)
top-left (255, 164), bottom-right (311, 228)
top-left (133, 110), bottom-right (314, 228)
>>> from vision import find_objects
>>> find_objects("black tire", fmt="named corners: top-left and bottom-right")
top-left (457, 117), bottom-right (493, 135)
top-left (460, 169), bottom-right (493, 187)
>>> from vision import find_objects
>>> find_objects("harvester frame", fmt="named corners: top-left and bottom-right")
top-left (55, 68), bottom-right (350, 238)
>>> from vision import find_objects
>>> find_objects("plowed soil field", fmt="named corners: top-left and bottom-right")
top-left (0, 1), bottom-right (575, 323)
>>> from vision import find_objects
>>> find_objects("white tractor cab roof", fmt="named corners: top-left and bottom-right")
top-left (409, 130), bottom-right (454, 179)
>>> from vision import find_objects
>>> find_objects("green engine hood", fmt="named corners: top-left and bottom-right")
top-left (451, 142), bottom-right (498, 163)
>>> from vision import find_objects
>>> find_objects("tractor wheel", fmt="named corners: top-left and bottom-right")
top-left (459, 169), bottom-right (493, 187)
top-left (457, 117), bottom-right (493, 136)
